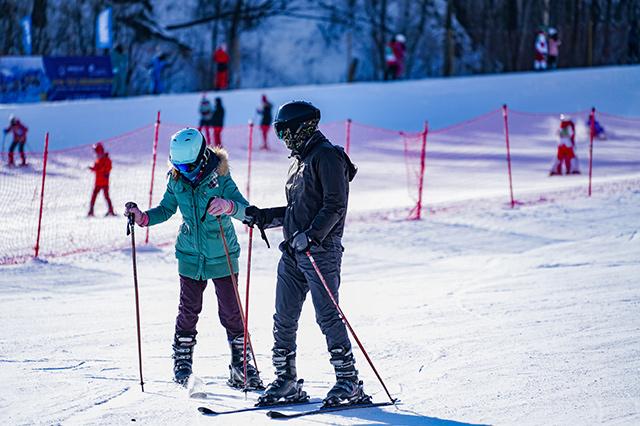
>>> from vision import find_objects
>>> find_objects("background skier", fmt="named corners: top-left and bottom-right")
top-left (124, 128), bottom-right (263, 389)
top-left (257, 94), bottom-right (273, 150)
top-left (87, 142), bottom-right (115, 217)
top-left (587, 115), bottom-right (607, 140)
top-left (534, 29), bottom-right (548, 70)
top-left (384, 34), bottom-right (406, 80)
top-left (3, 115), bottom-right (28, 167)
top-left (213, 44), bottom-right (229, 90)
top-left (391, 34), bottom-right (406, 79)
top-left (198, 95), bottom-right (214, 144)
top-left (211, 97), bottom-right (225, 147)
top-left (150, 50), bottom-right (168, 95)
top-left (110, 44), bottom-right (128, 97)
top-left (547, 28), bottom-right (561, 69)
top-left (550, 114), bottom-right (580, 175)
top-left (243, 101), bottom-right (365, 407)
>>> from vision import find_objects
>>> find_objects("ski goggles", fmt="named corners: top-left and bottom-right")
top-left (273, 121), bottom-right (287, 139)
top-left (173, 161), bottom-right (200, 173)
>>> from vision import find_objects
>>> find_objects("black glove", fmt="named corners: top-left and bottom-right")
top-left (289, 231), bottom-right (311, 253)
top-left (244, 205), bottom-right (266, 228)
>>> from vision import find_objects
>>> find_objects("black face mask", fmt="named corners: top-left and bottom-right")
top-left (274, 119), bottom-right (319, 153)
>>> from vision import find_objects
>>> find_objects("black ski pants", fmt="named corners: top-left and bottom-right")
top-left (272, 245), bottom-right (352, 355)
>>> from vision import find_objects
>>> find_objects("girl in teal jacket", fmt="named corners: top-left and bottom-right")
top-left (125, 128), bottom-right (263, 389)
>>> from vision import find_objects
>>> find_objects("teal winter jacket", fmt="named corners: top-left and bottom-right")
top-left (146, 148), bottom-right (248, 280)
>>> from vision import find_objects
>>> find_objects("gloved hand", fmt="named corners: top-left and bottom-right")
top-left (207, 198), bottom-right (235, 216)
top-left (124, 202), bottom-right (149, 226)
top-left (289, 231), bottom-right (311, 253)
top-left (243, 205), bottom-right (266, 228)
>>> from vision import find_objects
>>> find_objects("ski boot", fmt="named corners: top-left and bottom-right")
top-left (323, 379), bottom-right (371, 406)
top-left (227, 335), bottom-right (264, 390)
top-left (322, 346), bottom-right (371, 407)
top-left (256, 349), bottom-right (309, 406)
top-left (172, 332), bottom-right (196, 386)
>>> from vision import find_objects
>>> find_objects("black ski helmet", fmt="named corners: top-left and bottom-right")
top-left (273, 101), bottom-right (321, 152)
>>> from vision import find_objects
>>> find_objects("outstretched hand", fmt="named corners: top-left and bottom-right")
top-left (243, 205), bottom-right (265, 228)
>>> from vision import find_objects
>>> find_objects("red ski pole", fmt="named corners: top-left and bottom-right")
top-left (216, 216), bottom-right (260, 376)
top-left (305, 251), bottom-right (396, 404)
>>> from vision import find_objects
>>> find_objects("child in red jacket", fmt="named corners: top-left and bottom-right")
top-left (88, 143), bottom-right (116, 216)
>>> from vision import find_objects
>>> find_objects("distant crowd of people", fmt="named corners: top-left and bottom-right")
top-left (197, 94), bottom-right (273, 150)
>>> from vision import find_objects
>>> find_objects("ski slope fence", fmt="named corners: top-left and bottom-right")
top-left (1, 107), bottom-right (639, 265)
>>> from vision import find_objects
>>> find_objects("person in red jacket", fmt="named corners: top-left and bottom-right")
top-left (213, 44), bottom-right (230, 90)
top-left (3, 115), bottom-right (28, 167)
top-left (88, 142), bottom-right (116, 216)
top-left (550, 114), bottom-right (580, 176)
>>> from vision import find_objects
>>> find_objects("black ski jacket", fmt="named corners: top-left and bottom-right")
top-left (261, 131), bottom-right (357, 247)
top-left (212, 105), bottom-right (225, 127)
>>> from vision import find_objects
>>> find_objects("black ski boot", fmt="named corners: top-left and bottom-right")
top-left (227, 335), bottom-right (265, 390)
top-left (323, 346), bottom-right (371, 407)
top-left (172, 332), bottom-right (196, 386)
top-left (256, 349), bottom-right (309, 406)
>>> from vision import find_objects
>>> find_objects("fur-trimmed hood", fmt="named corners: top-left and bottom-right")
top-left (211, 146), bottom-right (229, 176)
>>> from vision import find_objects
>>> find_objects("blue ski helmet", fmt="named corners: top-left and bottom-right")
top-left (170, 128), bottom-right (207, 181)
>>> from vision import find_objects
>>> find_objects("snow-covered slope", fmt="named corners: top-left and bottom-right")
top-left (1, 67), bottom-right (639, 425)
top-left (1, 182), bottom-right (639, 425)
top-left (1, 65), bottom-right (639, 150)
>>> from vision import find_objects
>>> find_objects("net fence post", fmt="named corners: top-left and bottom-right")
top-left (34, 132), bottom-right (50, 259)
top-left (502, 104), bottom-right (515, 208)
top-left (415, 121), bottom-right (428, 220)
top-left (145, 111), bottom-right (161, 245)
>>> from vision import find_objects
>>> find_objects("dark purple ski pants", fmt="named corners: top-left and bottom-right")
top-left (175, 274), bottom-right (243, 340)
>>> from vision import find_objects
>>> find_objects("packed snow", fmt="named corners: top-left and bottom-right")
top-left (1, 67), bottom-right (639, 425)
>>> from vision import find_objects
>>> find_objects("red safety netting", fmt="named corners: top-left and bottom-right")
top-left (1, 107), bottom-right (639, 265)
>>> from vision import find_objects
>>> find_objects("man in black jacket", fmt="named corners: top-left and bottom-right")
top-left (245, 101), bottom-right (365, 406)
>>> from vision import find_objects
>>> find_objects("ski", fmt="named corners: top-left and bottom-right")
top-left (266, 400), bottom-right (397, 419)
top-left (198, 399), bottom-right (322, 416)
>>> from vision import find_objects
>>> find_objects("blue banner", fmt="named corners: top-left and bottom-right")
top-left (43, 56), bottom-right (113, 101)
top-left (0, 56), bottom-right (49, 103)
top-left (96, 8), bottom-right (113, 50)
top-left (21, 16), bottom-right (32, 55)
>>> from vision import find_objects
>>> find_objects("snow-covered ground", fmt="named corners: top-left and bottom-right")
top-left (1, 67), bottom-right (639, 425)
top-left (1, 181), bottom-right (639, 425)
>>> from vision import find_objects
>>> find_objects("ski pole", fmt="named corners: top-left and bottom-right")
top-left (243, 226), bottom-right (254, 392)
top-left (215, 215), bottom-right (260, 377)
top-left (126, 214), bottom-right (145, 392)
top-left (305, 251), bottom-right (396, 404)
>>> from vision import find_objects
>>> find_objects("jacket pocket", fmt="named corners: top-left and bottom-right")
top-left (175, 222), bottom-right (195, 254)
